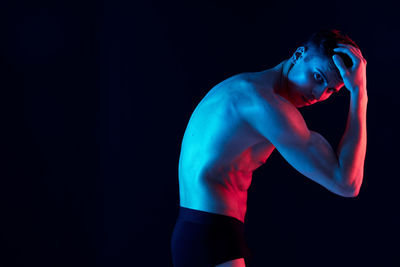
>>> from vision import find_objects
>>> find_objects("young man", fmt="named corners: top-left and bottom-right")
top-left (171, 29), bottom-right (368, 267)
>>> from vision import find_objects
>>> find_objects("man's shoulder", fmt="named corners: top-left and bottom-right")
top-left (231, 72), bottom-right (302, 126)
top-left (221, 72), bottom-right (263, 101)
top-left (230, 72), bottom-right (281, 109)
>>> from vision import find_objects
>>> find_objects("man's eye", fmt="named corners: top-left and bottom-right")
top-left (314, 73), bottom-right (323, 83)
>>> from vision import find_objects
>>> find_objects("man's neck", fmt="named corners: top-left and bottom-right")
top-left (248, 59), bottom-right (294, 104)
top-left (272, 59), bottom-right (292, 102)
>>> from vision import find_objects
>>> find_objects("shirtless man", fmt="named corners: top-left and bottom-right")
top-left (171, 29), bottom-right (367, 267)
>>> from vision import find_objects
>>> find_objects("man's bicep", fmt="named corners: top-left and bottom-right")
top-left (235, 93), bottom-right (351, 197)
top-left (277, 130), bottom-right (350, 196)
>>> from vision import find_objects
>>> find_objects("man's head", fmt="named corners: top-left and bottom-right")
top-left (284, 29), bottom-right (360, 107)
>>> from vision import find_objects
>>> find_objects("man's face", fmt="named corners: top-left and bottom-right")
top-left (287, 48), bottom-right (345, 107)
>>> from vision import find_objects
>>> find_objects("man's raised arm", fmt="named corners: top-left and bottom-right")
top-left (234, 44), bottom-right (367, 198)
top-left (235, 86), bottom-right (357, 197)
top-left (332, 44), bottom-right (368, 196)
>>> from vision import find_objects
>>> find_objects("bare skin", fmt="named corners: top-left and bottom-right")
top-left (178, 44), bottom-right (367, 266)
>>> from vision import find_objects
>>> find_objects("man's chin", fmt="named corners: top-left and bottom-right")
top-left (298, 103), bottom-right (308, 108)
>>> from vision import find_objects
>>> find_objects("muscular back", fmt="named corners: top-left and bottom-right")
top-left (178, 72), bottom-right (276, 222)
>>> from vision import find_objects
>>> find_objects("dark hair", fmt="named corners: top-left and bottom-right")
top-left (302, 29), bottom-right (360, 68)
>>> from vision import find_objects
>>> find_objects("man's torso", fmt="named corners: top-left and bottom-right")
top-left (178, 65), bottom-right (284, 222)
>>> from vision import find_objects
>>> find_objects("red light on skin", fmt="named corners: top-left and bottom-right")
top-left (302, 95), bottom-right (312, 105)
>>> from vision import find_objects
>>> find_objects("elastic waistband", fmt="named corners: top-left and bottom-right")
top-left (177, 206), bottom-right (244, 226)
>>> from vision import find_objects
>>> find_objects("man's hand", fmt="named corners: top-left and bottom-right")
top-left (332, 44), bottom-right (367, 93)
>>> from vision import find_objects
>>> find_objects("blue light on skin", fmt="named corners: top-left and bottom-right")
top-left (280, 46), bottom-right (345, 108)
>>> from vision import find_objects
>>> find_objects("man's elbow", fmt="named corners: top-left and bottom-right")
top-left (340, 185), bottom-right (360, 198)
top-left (336, 173), bottom-right (362, 198)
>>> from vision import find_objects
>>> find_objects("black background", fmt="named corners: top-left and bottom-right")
top-left (1, 0), bottom-right (399, 266)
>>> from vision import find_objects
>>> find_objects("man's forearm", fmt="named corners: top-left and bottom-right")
top-left (336, 87), bottom-right (368, 196)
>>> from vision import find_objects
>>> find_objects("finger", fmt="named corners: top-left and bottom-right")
top-left (336, 44), bottom-right (368, 67)
top-left (335, 44), bottom-right (362, 58)
top-left (332, 54), bottom-right (348, 77)
top-left (336, 44), bottom-right (361, 58)
top-left (333, 47), bottom-right (360, 67)
top-left (336, 44), bottom-right (363, 58)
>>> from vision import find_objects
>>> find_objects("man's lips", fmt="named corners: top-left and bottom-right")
top-left (302, 95), bottom-right (312, 104)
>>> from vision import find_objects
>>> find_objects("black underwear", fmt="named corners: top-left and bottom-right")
top-left (171, 206), bottom-right (253, 266)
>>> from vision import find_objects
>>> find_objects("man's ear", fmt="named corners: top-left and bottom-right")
top-left (291, 46), bottom-right (306, 63)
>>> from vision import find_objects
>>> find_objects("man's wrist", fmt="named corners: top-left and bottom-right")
top-left (350, 86), bottom-right (368, 101)
top-left (349, 86), bottom-right (368, 115)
